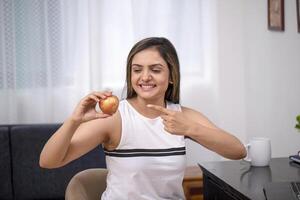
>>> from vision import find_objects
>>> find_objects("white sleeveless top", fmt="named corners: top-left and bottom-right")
top-left (101, 100), bottom-right (186, 200)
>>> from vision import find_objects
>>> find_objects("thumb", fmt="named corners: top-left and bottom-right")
top-left (95, 113), bottom-right (111, 118)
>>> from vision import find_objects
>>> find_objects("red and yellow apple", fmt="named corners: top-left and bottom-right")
top-left (98, 95), bottom-right (119, 115)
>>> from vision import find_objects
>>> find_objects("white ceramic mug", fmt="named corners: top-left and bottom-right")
top-left (243, 137), bottom-right (271, 167)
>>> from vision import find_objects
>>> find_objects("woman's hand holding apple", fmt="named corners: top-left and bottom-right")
top-left (71, 91), bottom-right (116, 123)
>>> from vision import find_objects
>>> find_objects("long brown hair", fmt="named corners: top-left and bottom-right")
top-left (126, 37), bottom-right (180, 103)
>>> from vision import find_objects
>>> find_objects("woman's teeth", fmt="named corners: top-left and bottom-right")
top-left (140, 84), bottom-right (155, 90)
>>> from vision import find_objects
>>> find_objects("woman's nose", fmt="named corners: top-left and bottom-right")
top-left (141, 71), bottom-right (152, 81)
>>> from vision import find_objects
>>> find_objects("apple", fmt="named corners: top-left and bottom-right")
top-left (98, 95), bottom-right (119, 115)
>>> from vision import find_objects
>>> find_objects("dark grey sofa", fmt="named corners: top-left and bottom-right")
top-left (0, 124), bottom-right (106, 200)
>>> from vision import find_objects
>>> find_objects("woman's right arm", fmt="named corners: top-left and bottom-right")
top-left (39, 91), bottom-right (116, 169)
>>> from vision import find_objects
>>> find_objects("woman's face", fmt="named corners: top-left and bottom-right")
top-left (131, 48), bottom-right (170, 102)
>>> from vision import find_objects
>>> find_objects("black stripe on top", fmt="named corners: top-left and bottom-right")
top-left (104, 147), bottom-right (186, 157)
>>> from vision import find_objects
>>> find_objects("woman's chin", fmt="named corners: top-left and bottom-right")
top-left (136, 91), bottom-right (157, 100)
top-left (135, 88), bottom-right (155, 95)
top-left (138, 93), bottom-right (155, 100)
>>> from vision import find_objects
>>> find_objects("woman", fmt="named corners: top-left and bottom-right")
top-left (40, 37), bottom-right (246, 199)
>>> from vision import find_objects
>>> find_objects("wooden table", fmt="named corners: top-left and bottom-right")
top-left (183, 166), bottom-right (203, 200)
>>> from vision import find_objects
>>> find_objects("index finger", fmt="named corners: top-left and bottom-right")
top-left (147, 104), bottom-right (172, 115)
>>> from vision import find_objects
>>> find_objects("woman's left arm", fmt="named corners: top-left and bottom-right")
top-left (147, 105), bottom-right (246, 160)
top-left (181, 106), bottom-right (246, 160)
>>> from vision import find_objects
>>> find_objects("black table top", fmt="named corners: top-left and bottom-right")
top-left (199, 157), bottom-right (300, 200)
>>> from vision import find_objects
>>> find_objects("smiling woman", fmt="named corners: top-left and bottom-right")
top-left (130, 48), bottom-right (171, 104)
top-left (40, 37), bottom-right (246, 200)
top-left (126, 38), bottom-right (180, 105)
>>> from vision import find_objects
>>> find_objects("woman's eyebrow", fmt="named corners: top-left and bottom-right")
top-left (149, 64), bottom-right (165, 68)
top-left (132, 63), bottom-right (164, 67)
top-left (131, 64), bottom-right (143, 67)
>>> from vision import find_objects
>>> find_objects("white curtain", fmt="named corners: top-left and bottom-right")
top-left (0, 0), bottom-right (211, 125)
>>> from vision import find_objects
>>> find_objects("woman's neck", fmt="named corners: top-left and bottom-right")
top-left (127, 97), bottom-right (166, 119)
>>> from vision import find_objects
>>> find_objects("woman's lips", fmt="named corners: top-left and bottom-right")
top-left (139, 84), bottom-right (156, 91)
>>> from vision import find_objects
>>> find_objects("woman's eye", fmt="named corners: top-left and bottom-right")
top-left (152, 69), bottom-right (161, 73)
top-left (133, 69), bottom-right (142, 73)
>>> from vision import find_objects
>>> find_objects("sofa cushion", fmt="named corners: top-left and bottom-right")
top-left (10, 124), bottom-right (106, 200)
top-left (0, 126), bottom-right (13, 200)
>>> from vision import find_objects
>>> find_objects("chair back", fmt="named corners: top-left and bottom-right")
top-left (65, 168), bottom-right (108, 200)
